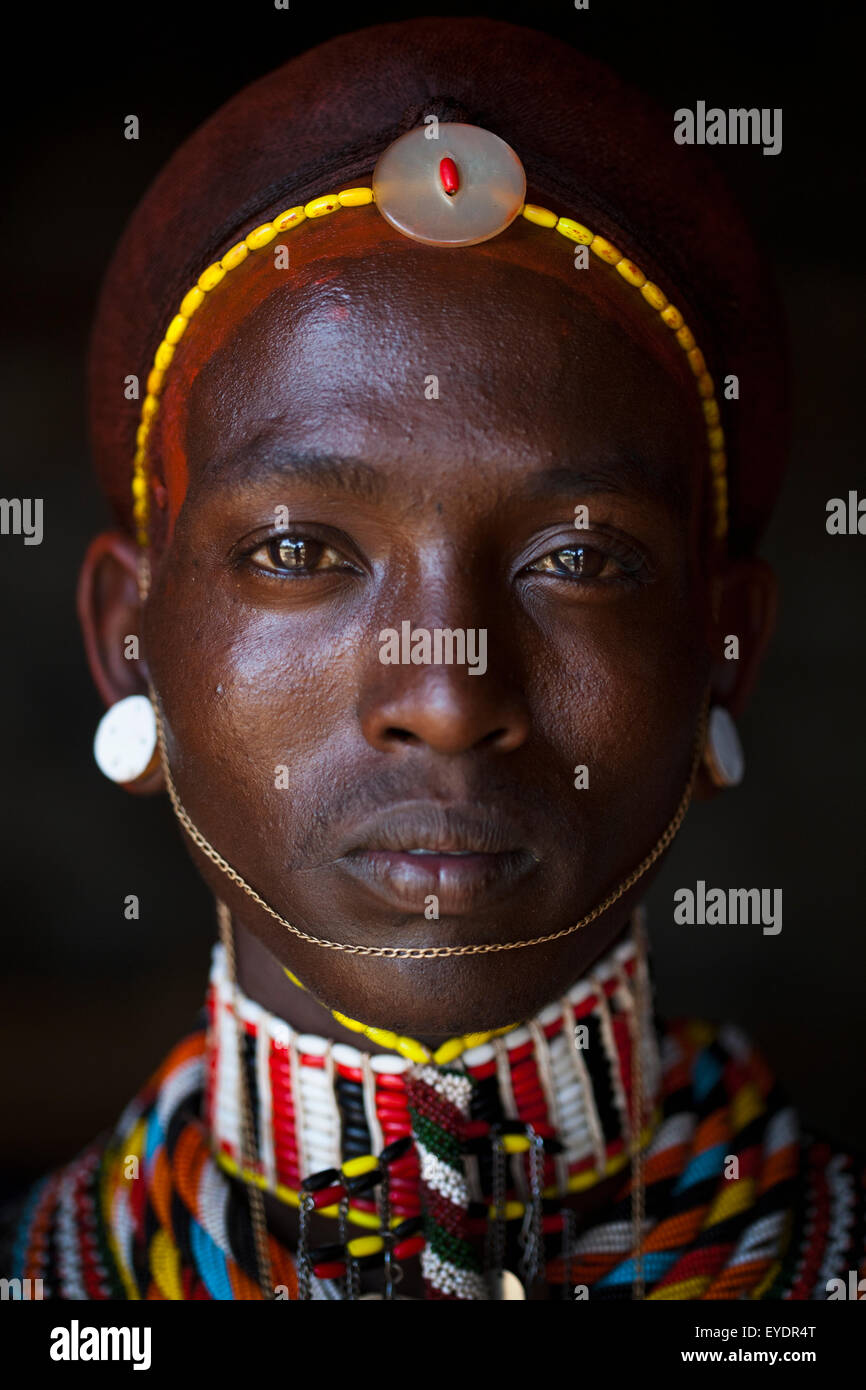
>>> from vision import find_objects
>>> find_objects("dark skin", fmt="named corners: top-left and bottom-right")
top-left (78, 210), bottom-right (776, 1295)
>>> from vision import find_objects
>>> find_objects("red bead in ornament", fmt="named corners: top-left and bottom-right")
top-left (439, 156), bottom-right (460, 195)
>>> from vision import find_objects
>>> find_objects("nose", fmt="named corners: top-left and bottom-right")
top-left (358, 627), bottom-right (530, 756)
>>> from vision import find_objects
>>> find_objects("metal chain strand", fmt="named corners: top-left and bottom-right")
top-left (560, 1206), bottom-right (576, 1301)
top-left (216, 900), bottom-right (275, 1299)
top-left (152, 685), bottom-right (709, 959)
top-left (486, 1136), bottom-right (509, 1299)
top-left (296, 1194), bottom-right (313, 1302)
top-left (518, 1131), bottom-right (545, 1292)
top-left (630, 920), bottom-right (649, 1302)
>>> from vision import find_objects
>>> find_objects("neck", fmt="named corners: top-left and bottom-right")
top-left (206, 909), bottom-right (662, 1225)
top-left (231, 906), bottom-right (638, 1054)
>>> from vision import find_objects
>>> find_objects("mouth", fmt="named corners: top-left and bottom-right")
top-left (337, 803), bottom-right (539, 914)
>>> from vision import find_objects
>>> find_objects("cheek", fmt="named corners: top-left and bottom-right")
top-left (524, 575), bottom-right (707, 796)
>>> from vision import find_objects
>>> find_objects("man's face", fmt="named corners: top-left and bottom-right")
top-left (143, 213), bottom-right (712, 1037)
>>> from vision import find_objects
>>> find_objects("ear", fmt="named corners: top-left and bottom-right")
top-left (694, 554), bottom-right (777, 800)
top-left (77, 531), bottom-right (164, 795)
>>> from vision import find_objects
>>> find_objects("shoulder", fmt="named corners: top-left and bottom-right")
top-left (661, 1016), bottom-right (866, 1300)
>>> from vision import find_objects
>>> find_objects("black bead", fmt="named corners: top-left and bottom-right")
top-left (308, 1242), bottom-right (346, 1263)
top-left (391, 1215), bottom-right (424, 1240)
top-left (345, 1169), bottom-right (382, 1197)
top-left (379, 1135), bottom-right (413, 1165)
top-left (301, 1167), bottom-right (342, 1193)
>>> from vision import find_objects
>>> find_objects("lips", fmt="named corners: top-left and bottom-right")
top-left (337, 803), bottom-right (539, 914)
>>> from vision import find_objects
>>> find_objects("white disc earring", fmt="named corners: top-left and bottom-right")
top-left (703, 705), bottom-right (745, 788)
top-left (93, 693), bottom-right (159, 785)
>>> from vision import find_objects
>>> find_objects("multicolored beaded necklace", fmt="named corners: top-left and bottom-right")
top-left (9, 912), bottom-right (866, 1300)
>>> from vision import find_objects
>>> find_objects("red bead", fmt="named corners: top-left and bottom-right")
top-left (507, 1040), bottom-right (535, 1064)
top-left (386, 1156), bottom-right (419, 1178)
top-left (351, 1197), bottom-right (378, 1214)
top-left (393, 1235), bottom-right (426, 1260)
top-left (336, 1064), bottom-right (364, 1083)
top-left (313, 1260), bottom-right (346, 1280)
top-left (466, 1060), bottom-right (497, 1081)
top-left (375, 1074), bottom-right (406, 1092)
top-left (299, 1053), bottom-right (326, 1068)
top-left (311, 1184), bottom-right (346, 1209)
top-left (438, 157), bottom-right (460, 195)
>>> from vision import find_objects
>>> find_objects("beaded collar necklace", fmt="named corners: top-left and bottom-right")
top-left (209, 906), bottom-right (661, 1298)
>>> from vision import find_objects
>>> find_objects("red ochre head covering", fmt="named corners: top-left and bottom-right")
top-left (88, 16), bottom-right (788, 557)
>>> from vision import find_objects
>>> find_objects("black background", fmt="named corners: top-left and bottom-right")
top-left (1, 0), bottom-right (863, 1193)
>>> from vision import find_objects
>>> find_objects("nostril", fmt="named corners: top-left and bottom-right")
top-left (480, 727), bottom-right (508, 748)
top-left (385, 727), bottom-right (418, 744)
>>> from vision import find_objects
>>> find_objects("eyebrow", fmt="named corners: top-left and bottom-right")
top-left (526, 461), bottom-right (686, 514)
top-left (202, 431), bottom-right (388, 503)
top-left (203, 431), bottom-right (685, 514)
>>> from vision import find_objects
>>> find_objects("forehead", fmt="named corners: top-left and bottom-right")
top-left (169, 219), bottom-right (705, 509)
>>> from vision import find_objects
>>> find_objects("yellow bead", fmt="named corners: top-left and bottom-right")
top-left (342, 1154), bottom-right (379, 1178)
top-left (697, 372), bottom-right (714, 399)
top-left (198, 262), bottom-right (227, 292)
top-left (364, 1026), bottom-right (400, 1050)
top-left (640, 281), bottom-right (668, 311)
top-left (615, 258), bottom-right (646, 288)
top-left (146, 367), bottom-right (165, 396)
top-left (522, 203), bottom-right (558, 229)
top-left (556, 217), bottom-right (593, 245)
top-left (131, 474), bottom-right (148, 499)
top-left (396, 1037), bottom-right (431, 1064)
top-left (589, 236), bottom-right (621, 265)
top-left (305, 194), bottom-right (341, 219)
top-left (347, 1235), bottom-right (384, 1259)
top-left (660, 303), bottom-right (684, 331)
top-left (675, 324), bottom-right (696, 352)
top-left (272, 206), bottom-right (306, 232)
top-left (246, 223), bottom-right (278, 250)
top-left (141, 396), bottom-right (159, 423)
top-left (501, 1135), bottom-right (531, 1154)
top-left (338, 187), bottom-right (373, 207)
top-left (282, 966), bottom-right (304, 989)
top-left (331, 1011), bottom-right (366, 1034)
top-left (709, 450), bottom-right (727, 476)
top-left (487, 1200), bottom-right (524, 1221)
top-left (221, 241), bottom-right (249, 271)
top-left (154, 341), bottom-right (175, 371)
top-left (165, 314), bottom-right (188, 346)
top-left (319, 1203), bottom-right (340, 1218)
top-left (707, 426), bottom-right (725, 452)
top-left (687, 347), bottom-right (706, 377)
top-left (702, 399), bottom-right (720, 426)
top-left (179, 286), bottom-right (206, 318)
top-left (461, 1032), bottom-right (494, 1051)
top-left (135, 422), bottom-right (150, 448)
top-left (433, 1038), bottom-right (466, 1066)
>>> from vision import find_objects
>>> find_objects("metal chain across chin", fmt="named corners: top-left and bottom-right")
top-left (148, 681), bottom-right (709, 959)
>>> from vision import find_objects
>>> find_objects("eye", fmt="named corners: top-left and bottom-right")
top-left (527, 544), bottom-right (609, 580)
top-left (524, 539), bottom-right (647, 584)
top-left (247, 533), bottom-right (357, 577)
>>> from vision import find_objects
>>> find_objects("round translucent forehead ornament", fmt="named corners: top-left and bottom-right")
top-left (372, 123), bottom-right (527, 248)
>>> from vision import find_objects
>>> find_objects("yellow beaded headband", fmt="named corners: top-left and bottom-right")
top-left (131, 122), bottom-right (728, 585)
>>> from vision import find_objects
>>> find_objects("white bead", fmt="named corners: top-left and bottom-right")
top-left (504, 1026), bottom-right (532, 1051)
top-left (332, 1043), bottom-right (364, 1068)
top-left (295, 1034), bottom-right (330, 1056)
top-left (704, 705), bottom-right (745, 787)
top-left (370, 1053), bottom-right (410, 1075)
top-left (93, 693), bottom-right (157, 783)
top-left (537, 1003), bottom-right (562, 1028)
